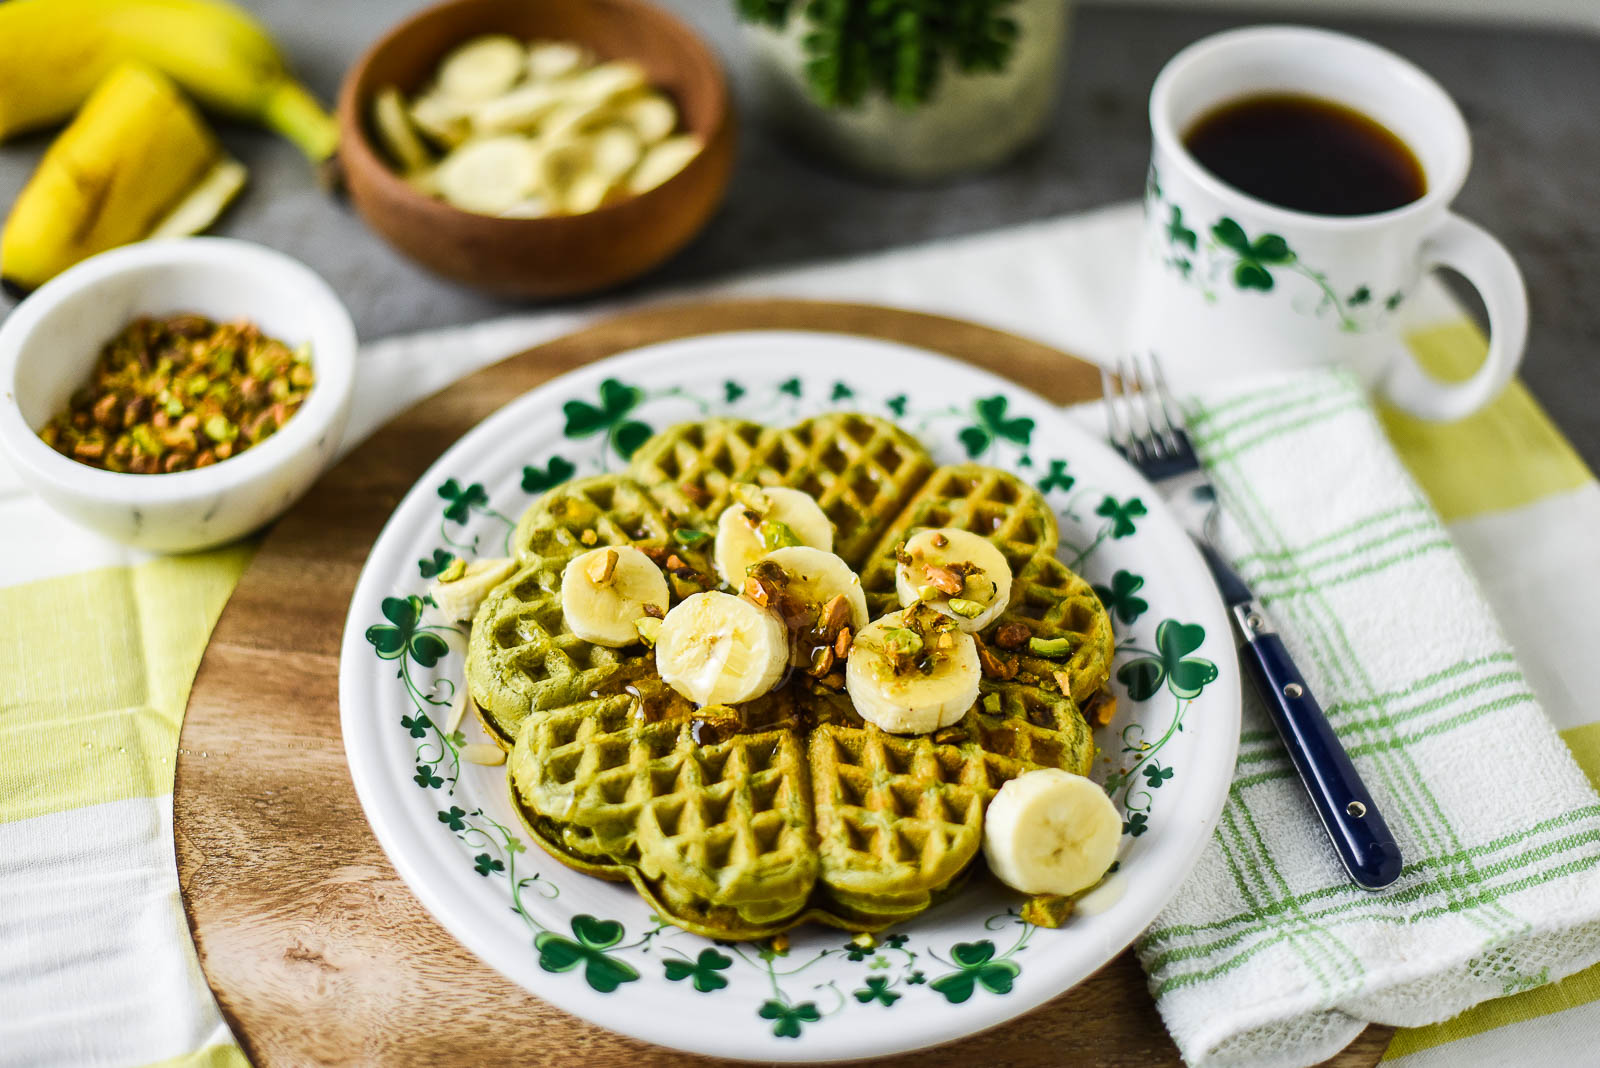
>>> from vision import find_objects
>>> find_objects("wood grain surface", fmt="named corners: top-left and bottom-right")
top-left (173, 299), bottom-right (1390, 1067)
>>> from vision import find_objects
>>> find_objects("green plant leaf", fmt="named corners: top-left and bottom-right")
top-left (437, 806), bottom-right (467, 831)
top-left (365, 624), bottom-right (405, 657)
top-left (832, 381), bottom-right (854, 401)
top-left (1348, 286), bottom-right (1372, 306)
top-left (1037, 459), bottom-right (1075, 494)
top-left (598, 378), bottom-right (640, 417)
top-left (886, 394), bottom-right (908, 417)
top-left (724, 380), bottom-right (745, 403)
top-left (1166, 205), bottom-right (1196, 250)
top-left (562, 400), bottom-right (608, 437)
top-left (853, 975), bottom-right (901, 1005)
top-left (1124, 811), bottom-right (1149, 837)
top-left (1093, 569), bottom-right (1148, 625)
top-left (779, 378), bottom-right (802, 398)
top-left (1117, 657), bottom-right (1164, 701)
top-left (535, 932), bottom-right (586, 973)
top-left (473, 853), bottom-right (503, 876)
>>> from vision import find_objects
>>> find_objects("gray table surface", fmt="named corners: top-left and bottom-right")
top-left (2, 2), bottom-right (1596, 467)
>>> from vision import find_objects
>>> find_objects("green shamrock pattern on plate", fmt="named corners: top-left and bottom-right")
top-left (362, 366), bottom-right (1218, 1044)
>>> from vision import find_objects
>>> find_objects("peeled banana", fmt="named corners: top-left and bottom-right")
top-left (845, 608), bottom-right (981, 734)
top-left (655, 591), bottom-right (788, 707)
top-left (713, 485), bottom-right (835, 587)
top-left (1, 63), bottom-right (246, 292)
top-left (561, 546), bottom-right (670, 648)
top-left (896, 528), bottom-right (1014, 632)
top-left (0, 0), bottom-right (338, 162)
top-left (982, 769), bottom-right (1121, 897)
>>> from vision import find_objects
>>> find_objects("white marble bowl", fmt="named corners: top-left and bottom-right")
top-left (0, 239), bottom-right (356, 553)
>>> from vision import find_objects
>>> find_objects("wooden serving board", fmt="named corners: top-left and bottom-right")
top-left (173, 299), bottom-right (1389, 1067)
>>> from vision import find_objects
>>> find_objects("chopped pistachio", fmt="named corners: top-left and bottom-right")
top-left (947, 597), bottom-right (986, 619)
top-left (982, 693), bottom-right (1002, 714)
top-left (634, 616), bottom-right (663, 646)
top-left (851, 932), bottom-right (876, 949)
top-left (1021, 894), bottom-right (1075, 929)
top-left (673, 527), bottom-right (709, 546)
top-left (580, 529), bottom-right (598, 546)
top-left (1029, 636), bottom-right (1073, 658)
top-left (882, 626), bottom-right (923, 658)
top-left (731, 482), bottom-right (770, 514)
top-left (437, 558), bottom-right (468, 582)
top-left (756, 518), bottom-right (801, 550)
top-left (916, 584), bottom-right (942, 602)
top-left (586, 547), bottom-right (619, 586)
top-left (769, 933), bottom-right (790, 955)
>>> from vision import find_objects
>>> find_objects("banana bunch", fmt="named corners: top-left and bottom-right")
top-left (1, 63), bottom-right (248, 292)
top-left (0, 0), bottom-right (337, 163)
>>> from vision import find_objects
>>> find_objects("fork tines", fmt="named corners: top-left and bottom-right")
top-left (1101, 352), bottom-right (1196, 470)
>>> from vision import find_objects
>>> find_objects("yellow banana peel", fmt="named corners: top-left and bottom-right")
top-left (0, 0), bottom-right (337, 162)
top-left (0, 62), bottom-right (243, 292)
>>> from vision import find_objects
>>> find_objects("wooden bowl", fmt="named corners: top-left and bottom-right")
top-left (337, 0), bottom-right (735, 300)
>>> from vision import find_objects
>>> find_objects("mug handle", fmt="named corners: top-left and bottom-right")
top-left (1380, 213), bottom-right (1528, 421)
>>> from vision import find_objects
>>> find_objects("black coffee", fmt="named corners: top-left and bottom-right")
top-left (1183, 93), bottom-right (1426, 216)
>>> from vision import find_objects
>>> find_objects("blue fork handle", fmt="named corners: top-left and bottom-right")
top-left (1235, 605), bottom-right (1404, 890)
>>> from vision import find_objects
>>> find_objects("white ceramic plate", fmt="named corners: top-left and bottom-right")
top-left (339, 331), bottom-right (1240, 1061)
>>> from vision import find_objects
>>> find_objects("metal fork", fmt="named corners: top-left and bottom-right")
top-left (1102, 353), bottom-right (1402, 891)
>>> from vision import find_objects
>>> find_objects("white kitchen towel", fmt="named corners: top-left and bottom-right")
top-left (1136, 369), bottom-right (1600, 1067)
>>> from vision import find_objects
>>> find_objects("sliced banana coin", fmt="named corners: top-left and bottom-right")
top-left (565, 60), bottom-right (648, 105)
top-left (895, 528), bottom-right (1013, 632)
top-left (471, 82), bottom-right (562, 136)
top-left (713, 485), bottom-right (834, 587)
top-left (626, 134), bottom-right (700, 195)
top-left (498, 195), bottom-right (552, 219)
top-left (409, 92), bottom-right (473, 149)
top-left (562, 170), bottom-right (618, 214)
top-left (561, 546), bottom-right (670, 647)
top-left (982, 769), bottom-right (1121, 897)
top-left (590, 124), bottom-right (643, 179)
top-left (845, 608), bottom-right (981, 734)
top-left (655, 591), bottom-right (788, 707)
top-left (614, 91), bottom-right (677, 144)
top-left (437, 34), bottom-right (528, 102)
top-left (435, 135), bottom-right (542, 215)
top-left (372, 86), bottom-right (432, 172)
top-left (527, 39), bottom-right (589, 82)
top-left (760, 546), bottom-right (868, 632)
top-left (427, 557), bottom-right (515, 624)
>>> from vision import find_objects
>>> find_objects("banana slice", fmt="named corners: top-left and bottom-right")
top-left (471, 82), bottom-right (562, 136)
top-left (626, 134), bottom-right (700, 195)
top-left (498, 195), bottom-right (552, 219)
top-left (528, 40), bottom-right (589, 82)
top-left (590, 125), bottom-right (643, 179)
top-left (437, 35), bottom-right (528, 102)
top-left (655, 591), bottom-right (788, 707)
top-left (982, 769), bottom-right (1121, 897)
top-left (895, 528), bottom-right (1013, 632)
top-left (713, 485), bottom-right (834, 587)
top-left (565, 61), bottom-right (648, 106)
top-left (372, 86), bottom-right (433, 172)
top-left (615, 91), bottom-right (677, 144)
top-left (561, 546), bottom-right (670, 647)
top-left (427, 557), bottom-right (515, 624)
top-left (760, 546), bottom-right (868, 632)
top-left (409, 92), bottom-right (473, 149)
top-left (845, 608), bottom-right (981, 734)
top-left (435, 135), bottom-right (542, 215)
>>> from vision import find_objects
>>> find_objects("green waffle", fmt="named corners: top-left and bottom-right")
top-left (468, 415), bottom-right (1110, 939)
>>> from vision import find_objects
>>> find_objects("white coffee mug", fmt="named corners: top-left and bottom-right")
top-left (1131, 26), bottom-right (1527, 421)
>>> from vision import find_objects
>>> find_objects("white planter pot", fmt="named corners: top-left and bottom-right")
top-left (744, 0), bottom-right (1072, 182)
